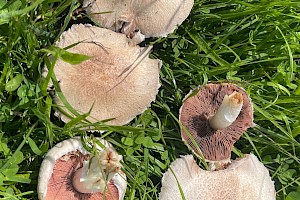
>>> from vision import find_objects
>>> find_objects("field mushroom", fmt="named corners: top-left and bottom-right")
top-left (37, 137), bottom-right (127, 200)
top-left (48, 24), bottom-right (161, 125)
top-left (83, 0), bottom-right (194, 43)
top-left (159, 154), bottom-right (276, 200)
top-left (179, 83), bottom-right (253, 169)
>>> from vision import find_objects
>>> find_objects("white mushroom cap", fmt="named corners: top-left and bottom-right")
top-left (51, 24), bottom-right (161, 125)
top-left (159, 154), bottom-right (276, 200)
top-left (83, 0), bottom-right (194, 40)
top-left (37, 137), bottom-right (127, 200)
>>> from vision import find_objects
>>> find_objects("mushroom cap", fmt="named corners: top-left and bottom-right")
top-left (83, 0), bottom-right (194, 39)
top-left (52, 24), bottom-right (161, 125)
top-left (37, 137), bottom-right (127, 200)
top-left (179, 83), bottom-right (253, 161)
top-left (159, 154), bottom-right (276, 200)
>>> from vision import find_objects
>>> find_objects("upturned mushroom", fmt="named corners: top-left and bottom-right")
top-left (83, 0), bottom-right (194, 43)
top-left (159, 154), bottom-right (276, 200)
top-left (179, 83), bottom-right (253, 169)
top-left (37, 137), bottom-right (127, 200)
top-left (47, 24), bottom-right (161, 125)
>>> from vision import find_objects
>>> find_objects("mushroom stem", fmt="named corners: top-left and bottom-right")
top-left (209, 91), bottom-right (243, 130)
top-left (207, 159), bottom-right (231, 171)
top-left (72, 148), bottom-right (122, 193)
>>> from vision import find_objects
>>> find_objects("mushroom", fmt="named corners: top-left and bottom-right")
top-left (159, 154), bottom-right (276, 200)
top-left (83, 0), bottom-right (194, 42)
top-left (48, 24), bottom-right (161, 125)
top-left (179, 83), bottom-right (253, 169)
top-left (37, 137), bottom-right (127, 200)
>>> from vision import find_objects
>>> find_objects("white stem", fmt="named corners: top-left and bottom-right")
top-left (209, 91), bottom-right (243, 130)
top-left (207, 159), bottom-right (231, 171)
top-left (72, 157), bottom-right (105, 193)
top-left (72, 148), bottom-right (122, 193)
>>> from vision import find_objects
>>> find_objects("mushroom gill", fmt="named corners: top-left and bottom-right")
top-left (179, 83), bottom-right (253, 162)
top-left (37, 137), bottom-right (127, 200)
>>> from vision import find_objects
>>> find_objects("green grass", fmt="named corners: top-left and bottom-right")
top-left (0, 0), bottom-right (300, 199)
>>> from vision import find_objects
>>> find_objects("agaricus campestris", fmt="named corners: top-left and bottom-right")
top-left (159, 154), bottom-right (276, 200)
top-left (179, 83), bottom-right (253, 170)
top-left (37, 137), bottom-right (127, 200)
top-left (47, 24), bottom-right (161, 125)
top-left (83, 0), bottom-right (194, 43)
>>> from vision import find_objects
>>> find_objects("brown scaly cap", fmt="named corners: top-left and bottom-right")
top-left (179, 83), bottom-right (253, 161)
top-left (49, 24), bottom-right (161, 125)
